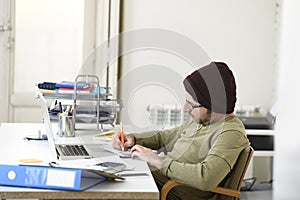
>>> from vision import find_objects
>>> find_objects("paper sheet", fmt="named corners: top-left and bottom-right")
top-left (101, 143), bottom-right (132, 158)
top-left (56, 155), bottom-right (134, 172)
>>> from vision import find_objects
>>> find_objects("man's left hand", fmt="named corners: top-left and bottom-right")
top-left (131, 144), bottom-right (163, 170)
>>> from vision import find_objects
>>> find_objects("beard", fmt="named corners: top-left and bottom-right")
top-left (190, 110), bottom-right (212, 125)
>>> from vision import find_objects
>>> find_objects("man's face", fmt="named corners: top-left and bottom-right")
top-left (183, 92), bottom-right (211, 124)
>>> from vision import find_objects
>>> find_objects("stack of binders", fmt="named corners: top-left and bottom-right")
top-left (0, 164), bottom-right (120, 191)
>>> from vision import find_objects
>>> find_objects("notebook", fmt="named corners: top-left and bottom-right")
top-left (39, 94), bottom-right (99, 160)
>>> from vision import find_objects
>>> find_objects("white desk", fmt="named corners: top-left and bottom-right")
top-left (0, 123), bottom-right (159, 200)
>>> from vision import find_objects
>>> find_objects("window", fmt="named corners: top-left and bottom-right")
top-left (14, 0), bottom-right (84, 93)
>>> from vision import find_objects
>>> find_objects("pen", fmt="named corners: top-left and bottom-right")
top-left (116, 172), bottom-right (149, 177)
top-left (120, 122), bottom-right (125, 151)
top-left (65, 105), bottom-right (70, 115)
top-left (59, 102), bottom-right (63, 113)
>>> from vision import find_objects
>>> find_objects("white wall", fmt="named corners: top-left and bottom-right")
top-left (273, 0), bottom-right (300, 199)
top-left (119, 0), bottom-right (278, 128)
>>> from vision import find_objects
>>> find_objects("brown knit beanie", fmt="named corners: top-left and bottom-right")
top-left (183, 62), bottom-right (237, 114)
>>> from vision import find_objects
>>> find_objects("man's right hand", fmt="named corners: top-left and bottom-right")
top-left (111, 132), bottom-right (135, 151)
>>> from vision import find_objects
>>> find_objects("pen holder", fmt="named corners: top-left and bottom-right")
top-left (58, 115), bottom-right (75, 137)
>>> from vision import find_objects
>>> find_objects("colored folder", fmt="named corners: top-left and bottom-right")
top-left (0, 164), bottom-right (107, 191)
top-left (55, 81), bottom-right (90, 89)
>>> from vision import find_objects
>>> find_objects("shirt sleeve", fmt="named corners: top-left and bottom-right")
top-left (134, 125), bottom-right (182, 150)
top-left (160, 130), bottom-right (250, 191)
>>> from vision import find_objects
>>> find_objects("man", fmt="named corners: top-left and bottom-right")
top-left (112, 62), bottom-right (250, 199)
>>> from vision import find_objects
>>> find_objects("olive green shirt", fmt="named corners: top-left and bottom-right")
top-left (134, 116), bottom-right (250, 191)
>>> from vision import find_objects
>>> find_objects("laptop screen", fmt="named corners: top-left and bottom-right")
top-left (40, 94), bottom-right (59, 160)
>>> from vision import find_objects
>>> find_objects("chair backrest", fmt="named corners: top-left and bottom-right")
top-left (161, 146), bottom-right (254, 200)
top-left (228, 146), bottom-right (253, 190)
top-left (212, 146), bottom-right (254, 199)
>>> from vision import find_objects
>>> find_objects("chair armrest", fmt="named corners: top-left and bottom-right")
top-left (161, 180), bottom-right (185, 200)
top-left (161, 181), bottom-right (241, 200)
top-left (210, 186), bottom-right (241, 198)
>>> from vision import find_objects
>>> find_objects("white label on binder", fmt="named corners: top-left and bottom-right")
top-left (8, 170), bottom-right (16, 180)
top-left (46, 169), bottom-right (76, 187)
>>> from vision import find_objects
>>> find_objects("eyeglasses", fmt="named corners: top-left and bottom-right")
top-left (185, 100), bottom-right (203, 110)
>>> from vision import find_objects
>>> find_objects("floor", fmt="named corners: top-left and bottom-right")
top-left (241, 190), bottom-right (273, 200)
top-left (240, 182), bottom-right (273, 200)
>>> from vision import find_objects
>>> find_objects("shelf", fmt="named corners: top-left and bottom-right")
top-left (253, 151), bottom-right (274, 157)
top-left (37, 74), bottom-right (122, 130)
top-left (246, 129), bottom-right (274, 135)
top-left (42, 91), bottom-right (112, 101)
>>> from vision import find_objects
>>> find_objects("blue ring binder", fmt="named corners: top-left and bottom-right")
top-left (0, 164), bottom-right (106, 191)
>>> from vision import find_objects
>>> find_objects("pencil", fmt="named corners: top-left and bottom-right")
top-left (120, 122), bottom-right (125, 151)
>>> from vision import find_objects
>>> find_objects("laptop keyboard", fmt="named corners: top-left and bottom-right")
top-left (58, 144), bottom-right (89, 156)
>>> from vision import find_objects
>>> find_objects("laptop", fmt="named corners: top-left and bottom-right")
top-left (40, 94), bottom-right (100, 160)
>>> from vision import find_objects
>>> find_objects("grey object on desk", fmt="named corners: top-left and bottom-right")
top-left (238, 111), bottom-right (276, 130)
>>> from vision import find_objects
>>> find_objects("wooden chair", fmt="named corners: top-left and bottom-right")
top-left (160, 146), bottom-right (254, 200)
